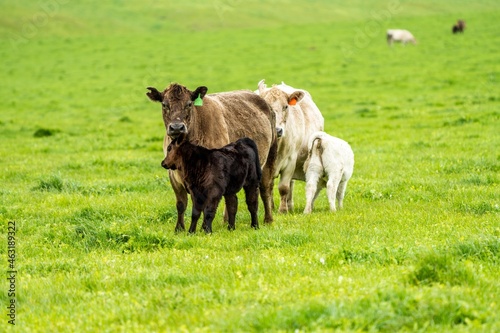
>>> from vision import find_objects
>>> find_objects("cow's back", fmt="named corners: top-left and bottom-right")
top-left (208, 90), bottom-right (274, 167)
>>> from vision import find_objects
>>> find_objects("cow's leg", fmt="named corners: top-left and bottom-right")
top-left (169, 170), bottom-right (188, 232)
top-left (287, 180), bottom-right (295, 212)
top-left (260, 141), bottom-right (277, 223)
top-left (278, 163), bottom-right (297, 213)
top-left (278, 177), bottom-right (292, 213)
top-left (224, 194), bottom-right (238, 231)
top-left (260, 171), bottom-right (274, 223)
top-left (244, 184), bottom-right (260, 229)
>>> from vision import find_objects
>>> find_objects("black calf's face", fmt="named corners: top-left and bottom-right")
top-left (162, 137), bottom-right (184, 170)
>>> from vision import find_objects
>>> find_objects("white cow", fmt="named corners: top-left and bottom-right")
top-left (386, 29), bottom-right (416, 45)
top-left (303, 131), bottom-right (354, 214)
top-left (257, 80), bottom-right (324, 213)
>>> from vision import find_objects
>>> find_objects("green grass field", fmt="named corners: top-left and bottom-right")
top-left (1, 0), bottom-right (499, 331)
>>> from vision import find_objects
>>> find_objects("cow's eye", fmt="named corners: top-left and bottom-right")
top-left (162, 102), bottom-right (169, 109)
top-left (282, 106), bottom-right (288, 112)
top-left (186, 101), bottom-right (193, 108)
top-left (167, 145), bottom-right (172, 152)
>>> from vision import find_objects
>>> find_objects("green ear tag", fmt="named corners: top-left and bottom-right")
top-left (194, 93), bottom-right (203, 106)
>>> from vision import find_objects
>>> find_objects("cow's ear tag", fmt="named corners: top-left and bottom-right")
top-left (288, 98), bottom-right (297, 106)
top-left (194, 94), bottom-right (203, 106)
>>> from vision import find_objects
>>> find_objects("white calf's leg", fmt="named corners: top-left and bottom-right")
top-left (336, 179), bottom-right (348, 209)
top-left (304, 172), bottom-right (320, 214)
top-left (312, 180), bottom-right (324, 211)
top-left (303, 153), bottom-right (324, 214)
top-left (326, 176), bottom-right (341, 212)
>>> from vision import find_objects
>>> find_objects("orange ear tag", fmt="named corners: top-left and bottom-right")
top-left (288, 98), bottom-right (297, 106)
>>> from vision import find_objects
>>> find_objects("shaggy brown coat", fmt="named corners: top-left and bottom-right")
top-left (147, 83), bottom-right (277, 231)
top-left (162, 134), bottom-right (262, 233)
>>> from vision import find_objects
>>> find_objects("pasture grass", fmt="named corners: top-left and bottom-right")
top-left (1, 0), bottom-right (499, 331)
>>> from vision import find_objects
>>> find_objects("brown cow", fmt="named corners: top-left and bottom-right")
top-left (147, 83), bottom-right (277, 231)
top-left (162, 134), bottom-right (262, 233)
top-left (452, 20), bottom-right (466, 34)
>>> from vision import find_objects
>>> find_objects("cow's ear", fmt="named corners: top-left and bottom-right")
top-left (288, 91), bottom-right (305, 106)
top-left (191, 86), bottom-right (208, 101)
top-left (146, 87), bottom-right (163, 102)
top-left (257, 79), bottom-right (267, 95)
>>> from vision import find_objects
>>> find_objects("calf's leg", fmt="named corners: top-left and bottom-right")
top-left (244, 184), bottom-right (260, 229)
top-left (189, 204), bottom-right (202, 234)
top-left (169, 171), bottom-right (188, 232)
top-left (202, 197), bottom-right (221, 234)
top-left (303, 158), bottom-right (323, 214)
top-left (336, 178), bottom-right (349, 209)
top-left (304, 176), bottom-right (319, 214)
top-left (224, 194), bottom-right (238, 231)
top-left (326, 176), bottom-right (341, 212)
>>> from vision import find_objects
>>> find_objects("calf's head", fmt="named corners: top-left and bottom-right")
top-left (147, 84), bottom-right (208, 139)
top-left (258, 80), bottom-right (304, 139)
top-left (161, 133), bottom-right (187, 170)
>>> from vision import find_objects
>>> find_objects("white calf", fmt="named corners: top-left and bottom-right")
top-left (387, 29), bottom-right (416, 45)
top-left (303, 131), bottom-right (354, 214)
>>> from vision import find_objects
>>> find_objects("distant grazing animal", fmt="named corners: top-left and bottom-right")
top-left (452, 20), bottom-right (466, 34)
top-left (147, 83), bottom-right (277, 231)
top-left (256, 80), bottom-right (324, 213)
top-left (162, 134), bottom-right (262, 234)
top-left (387, 29), bottom-right (416, 45)
top-left (303, 131), bottom-right (354, 214)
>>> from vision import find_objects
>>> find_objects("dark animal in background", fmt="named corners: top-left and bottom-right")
top-left (162, 134), bottom-right (262, 234)
top-left (452, 20), bottom-right (466, 34)
top-left (147, 83), bottom-right (277, 232)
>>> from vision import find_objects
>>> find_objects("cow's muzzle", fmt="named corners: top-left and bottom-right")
top-left (167, 122), bottom-right (187, 139)
top-left (161, 159), bottom-right (176, 170)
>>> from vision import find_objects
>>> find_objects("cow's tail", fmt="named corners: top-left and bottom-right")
top-left (306, 132), bottom-right (325, 172)
top-left (307, 132), bottom-right (324, 157)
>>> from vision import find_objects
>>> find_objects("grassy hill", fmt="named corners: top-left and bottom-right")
top-left (1, 1), bottom-right (499, 331)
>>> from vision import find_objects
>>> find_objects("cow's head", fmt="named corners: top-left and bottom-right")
top-left (161, 133), bottom-right (188, 170)
top-left (147, 84), bottom-right (208, 139)
top-left (258, 80), bottom-right (305, 139)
